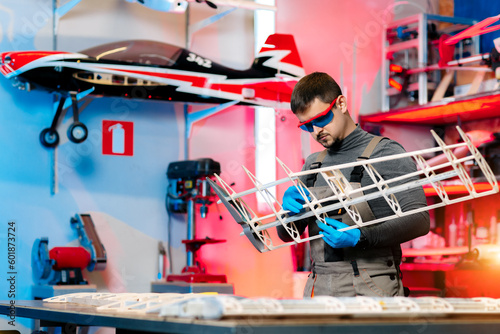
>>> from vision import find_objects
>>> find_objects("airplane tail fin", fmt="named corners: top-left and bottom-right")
top-left (252, 34), bottom-right (305, 78)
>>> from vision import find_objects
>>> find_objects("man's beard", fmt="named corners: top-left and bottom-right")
top-left (323, 137), bottom-right (342, 150)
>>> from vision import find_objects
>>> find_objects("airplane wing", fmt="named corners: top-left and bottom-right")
top-left (128, 0), bottom-right (276, 12)
top-left (126, 0), bottom-right (188, 13)
top-left (445, 14), bottom-right (500, 45)
top-left (207, 0), bottom-right (277, 11)
top-left (208, 126), bottom-right (499, 253)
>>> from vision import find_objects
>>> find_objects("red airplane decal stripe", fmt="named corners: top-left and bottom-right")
top-left (6, 51), bottom-right (70, 71)
top-left (244, 81), bottom-right (297, 100)
top-left (210, 82), bottom-right (294, 101)
top-left (259, 34), bottom-right (303, 68)
top-left (245, 80), bottom-right (298, 91)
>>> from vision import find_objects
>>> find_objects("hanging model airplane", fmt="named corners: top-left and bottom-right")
top-left (125, 0), bottom-right (277, 12)
top-left (0, 34), bottom-right (303, 147)
top-left (207, 126), bottom-right (499, 253)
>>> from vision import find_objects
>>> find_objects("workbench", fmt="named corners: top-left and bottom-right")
top-left (3, 299), bottom-right (500, 334)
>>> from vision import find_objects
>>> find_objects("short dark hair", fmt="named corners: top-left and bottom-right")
top-left (290, 72), bottom-right (342, 114)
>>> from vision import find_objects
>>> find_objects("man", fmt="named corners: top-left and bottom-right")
top-left (278, 72), bottom-right (429, 297)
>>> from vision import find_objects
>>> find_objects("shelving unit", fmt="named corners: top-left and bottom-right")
top-left (382, 13), bottom-right (480, 112)
top-left (371, 16), bottom-right (500, 289)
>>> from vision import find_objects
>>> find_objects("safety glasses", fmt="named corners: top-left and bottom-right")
top-left (297, 97), bottom-right (338, 132)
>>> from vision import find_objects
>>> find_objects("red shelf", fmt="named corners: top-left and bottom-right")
top-left (423, 182), bottom-right (496, 196)
top-left (360, 91), bottom-right (500, 125)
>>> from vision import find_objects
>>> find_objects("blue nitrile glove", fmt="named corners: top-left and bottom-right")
top-left (316, 218), bottom-right (361, 248)
top-left (282, 186), bottom-right (310, 214)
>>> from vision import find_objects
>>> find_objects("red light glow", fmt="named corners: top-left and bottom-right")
top-left (389, 64), bottom-right (404, 73)
top-left (423, 182), bottom-right (495, 196)
top-left (388, 78), bottom-right (403, 91)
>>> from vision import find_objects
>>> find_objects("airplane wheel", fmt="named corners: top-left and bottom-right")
top-left (39, 128), bottom-right (59, 148)
top-left (67, 122), bottom-right (88, 143)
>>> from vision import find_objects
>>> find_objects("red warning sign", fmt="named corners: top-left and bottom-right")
top-left (102, 120), bottom-right (134, 156)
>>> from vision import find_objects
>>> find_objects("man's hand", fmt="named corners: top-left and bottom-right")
top-left (282, 186), bottom-right (310, 214)
top-left (316, 218), bottom-right (360, 248)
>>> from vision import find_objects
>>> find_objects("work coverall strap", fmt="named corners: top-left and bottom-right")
top-left (344, 136), bottom-right (386, 224)
top-left (316, 149), bottom-right (328, 163)
top-left (358, 136), bottom-right (385, 160)
top-left (350, 136), bottom-right (385, 183)
top-left (305, 149), bottom-right (328, 187)
top-left (342, 182), bottom-right (376, 225)
top-left (349, 136), bottom-right (385, 183)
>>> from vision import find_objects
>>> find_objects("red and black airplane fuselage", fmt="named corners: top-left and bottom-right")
top-left (0, 36), bottom-right (303, 109)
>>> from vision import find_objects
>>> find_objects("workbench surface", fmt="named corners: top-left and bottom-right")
top-left (3, 299), bottom-right (500, 334)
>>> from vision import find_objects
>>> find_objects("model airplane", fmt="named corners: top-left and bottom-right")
top-left (444, 13), bottom-right (500, 46)
top-left (0, 34), bottom-right (303, 147)
top-left (208, 126), bottom-right (499, 253)
top-left (126, 0), bottom-right (277, 12)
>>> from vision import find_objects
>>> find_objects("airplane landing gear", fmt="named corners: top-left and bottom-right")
top-left (39, 128), bottom-right (60, 148)
top-left (40, 95), bottom-right (66, 148)
top-left (40, 92), bottom-right (89, 148)
top-left (67, 122), bottom-right (88, 143)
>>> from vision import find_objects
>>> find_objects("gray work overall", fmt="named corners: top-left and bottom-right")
top-left (303, 137), bottom-right (405, 297)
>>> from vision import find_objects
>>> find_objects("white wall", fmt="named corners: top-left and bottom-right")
top-left (0, 3), bottom-right (255, 332)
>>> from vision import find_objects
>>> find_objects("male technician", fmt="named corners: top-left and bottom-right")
top-left (278, 72), bottom-right (429, 297)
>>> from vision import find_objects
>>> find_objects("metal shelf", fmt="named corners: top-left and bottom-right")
top-left (382, 14), bottom-right (479, 111)
top-left (361, 90), bottom-right (500, 126)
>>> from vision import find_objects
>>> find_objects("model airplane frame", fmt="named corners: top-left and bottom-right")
top-left (208, 126), bottom-right (499, 253)
top-left (42, 292), bottom-right (500, 320)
